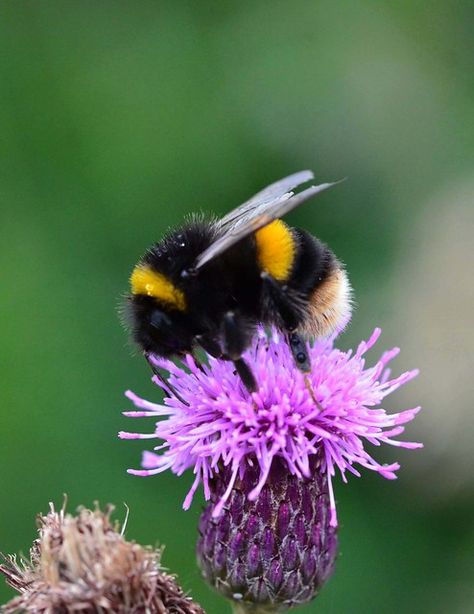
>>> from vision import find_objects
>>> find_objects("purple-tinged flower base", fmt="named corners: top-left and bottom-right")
top-left (197, 456), bottom-right (337, 611)
top-left (119, 328), bottom-right (422, 526)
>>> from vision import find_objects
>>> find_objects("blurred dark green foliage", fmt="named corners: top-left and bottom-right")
top-left (1, 2), bottom-right (473, 613)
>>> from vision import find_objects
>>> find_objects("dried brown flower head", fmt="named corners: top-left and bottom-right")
top-left (0, 502), bottom-right (204, 614)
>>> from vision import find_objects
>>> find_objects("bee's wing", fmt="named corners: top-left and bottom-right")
top-left (193, 173), bottom-right (342, 271)
top-left (217, 170), bottom-right (315, 230)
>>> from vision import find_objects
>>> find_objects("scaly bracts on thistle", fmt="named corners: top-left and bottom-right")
top-left (197, 457), bottom-right (337, 612)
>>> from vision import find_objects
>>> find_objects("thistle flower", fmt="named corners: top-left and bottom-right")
top-left (120, 328), bottom-right (421, 611)
top-left (0, 503), bottom-right (204, 614)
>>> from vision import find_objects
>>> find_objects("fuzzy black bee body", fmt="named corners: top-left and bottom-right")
top-left (127, 171), bottom-right (351, 392)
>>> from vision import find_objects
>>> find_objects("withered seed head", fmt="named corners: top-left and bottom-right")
top-left (0, 502), bottom-right (204, 614)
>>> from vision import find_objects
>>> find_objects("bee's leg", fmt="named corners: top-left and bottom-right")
top-left (222, 311), bottom-right (257, 393)
top-left (260, 272), bottom-right (300, 332)
top-left (261, 272), bottom-right (321, 405)
top-left (190, 351), bottom-right (205, 372)
top-left (261, 273), bottom-right (309, 366)
top-left (144, 352), bottom-right (189, 406)
top-left (233, 357), bottom-right (257, 393)
top-left (286, 331), bottom-right (323, 407)
top-left (287, 331), bottom-right (311, 373)
top-left (192, 334), bottom-right (223, 374)
top-left (195, 334), bottom-right (222, 359)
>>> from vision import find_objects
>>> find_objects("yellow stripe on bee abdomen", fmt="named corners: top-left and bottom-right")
top-left (255, 219), bottom-right (296, 281)
top-left (130, 265), bottom-right (187, 311)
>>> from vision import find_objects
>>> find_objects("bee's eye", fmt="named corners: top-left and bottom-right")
top-left (150, 310), bottom-right (171, 330)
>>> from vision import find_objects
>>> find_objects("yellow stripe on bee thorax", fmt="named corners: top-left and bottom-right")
top-left (130, 265), bottom-right (187, 311)
top-left (255, 219), bottom-right (296, 281)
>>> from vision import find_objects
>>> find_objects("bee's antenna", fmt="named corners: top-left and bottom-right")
top-left (144, 352), bottom-right (189, 406)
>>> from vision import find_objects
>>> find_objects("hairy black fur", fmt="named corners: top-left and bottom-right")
top-left (127, 220), bottom-right (335, 363)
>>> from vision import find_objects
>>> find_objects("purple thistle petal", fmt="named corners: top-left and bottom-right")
top-left (120, 328), bottom-right (422, 526)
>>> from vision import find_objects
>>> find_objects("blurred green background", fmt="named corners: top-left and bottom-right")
top-left (1, 2), bottom-right (473, 612)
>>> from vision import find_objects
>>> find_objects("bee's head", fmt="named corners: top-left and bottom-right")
top-left (128, 294), bottom-right (194, 358)
top-left (128, 264), bottom-right (193, 357)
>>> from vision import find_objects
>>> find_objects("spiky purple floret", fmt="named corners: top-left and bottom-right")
top-left (119, 328), bottom-right (421, 526)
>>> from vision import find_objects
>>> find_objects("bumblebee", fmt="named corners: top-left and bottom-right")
top-left (127, 171), bottom-right (352, 394)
